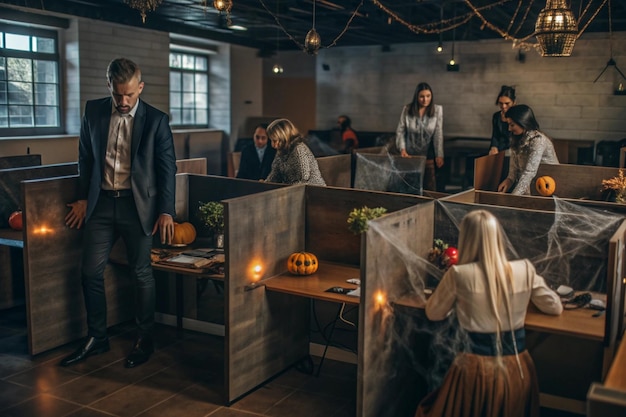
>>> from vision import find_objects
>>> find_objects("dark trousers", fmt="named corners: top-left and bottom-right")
top-left (81, 193), bottom-right (154, 340)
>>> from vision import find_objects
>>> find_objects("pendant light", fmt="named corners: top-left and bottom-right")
top-left (304, 0), bottom-right (321, 55)
top-left (534, 0), bottom-right (578, 57)
top-left (272, 0), bottom-right (284, 74)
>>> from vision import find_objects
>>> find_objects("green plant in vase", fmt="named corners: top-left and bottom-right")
top-left (198, 201), bottom-right (225, 247)
top-left (347, 206), bottom-right (387, 235)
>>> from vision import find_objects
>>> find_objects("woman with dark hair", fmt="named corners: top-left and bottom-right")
top-left (489, 85), bottom-right (516, 155)
top-left (395, 82), bottom-right (444, 191)
top-left (497, 105), bottom-right (559, 195)
top-left (265, 118), bottom-right (326, 186)
top-left (415, 210), bottom-right (562, 417)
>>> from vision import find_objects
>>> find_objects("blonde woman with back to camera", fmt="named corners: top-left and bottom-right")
top-left (265, 118), bottom-right (326, 186)
top-left (415, 210), bottom-right (562, 417)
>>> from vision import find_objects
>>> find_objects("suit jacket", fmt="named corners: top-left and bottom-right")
top-left (236, 143), bottom-right (276, 180)
top-left (77, 97), bottom-right (177, 235)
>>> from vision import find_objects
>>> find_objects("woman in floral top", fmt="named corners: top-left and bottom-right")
top-left (265, 118), bottom-right (326, 186)
top-left (497, 105), bottom-right (559, 195)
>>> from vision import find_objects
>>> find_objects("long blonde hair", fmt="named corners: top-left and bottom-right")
top-left (458, 210), bottom-right (522, 375)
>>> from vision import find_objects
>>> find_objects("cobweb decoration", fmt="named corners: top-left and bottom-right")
top-left (354, 152), bottom-right (426, 195)
top-left (362, 197), bottom-right (623, 417)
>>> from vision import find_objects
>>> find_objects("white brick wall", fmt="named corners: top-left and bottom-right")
top-left (316, 32), bottom-right (626, 142)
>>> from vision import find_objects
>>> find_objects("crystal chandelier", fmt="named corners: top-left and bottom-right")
top-left (534, 0), bottom-right (578, 57)
top-left (124, 0), bottom-right (163, 23)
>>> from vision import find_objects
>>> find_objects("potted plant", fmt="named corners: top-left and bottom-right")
top-left (347, 206), bottom-right (387, 235)
top-left (601, 169), bottom-right (626, 204)
top-left (198, 201), bottom-right (225, 247)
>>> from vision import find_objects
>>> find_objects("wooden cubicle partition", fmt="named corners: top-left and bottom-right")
top-left (473, 152), bottom-right (505, 191)
top-left (0, 154), bottom-right (41, 170)
top-left (224, 185), bottom-right (308, 404)
top-left (22, 176), bottom-right (133, 355)
top-left (361, 200), bottom-right (625, 415)
top-left (0, 162), bottom-right (78, 311)
top-left (216, 184), bottom-right (432, 405)
top-left (176, 157), bottom-right (207, 175)
top-left (0, 162), bottom-right (77, 228)
top-left (360, 202), bottom-right (435, 417)
top-left (306, 186), bottom-right (431, 266)
top-left (316, 154), bottom-right (352, 188)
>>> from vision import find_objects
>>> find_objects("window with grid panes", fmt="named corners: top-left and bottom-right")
top-left (0, 24), bottom-right (61, 136)
top-left (169, 52), bottom-right (208, 127)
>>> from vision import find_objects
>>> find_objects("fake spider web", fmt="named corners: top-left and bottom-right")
top-left (361, 198), bottom-right (623, 417)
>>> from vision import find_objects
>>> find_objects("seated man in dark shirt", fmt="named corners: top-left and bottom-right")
top-left (236, 123), bottom-right (276, 180)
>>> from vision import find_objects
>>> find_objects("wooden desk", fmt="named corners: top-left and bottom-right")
top-left (394, 292), bottom-right (605, 341)
top-left (152, 259), bottom-right (223, 334)
top-left (263, 261), bottom-right (360, 306)
top-left (110, 246), bottom-right (224, 333)
top-left (0, 229), bottom-right (23, 248)
top-left (263, 261), bottom-right (360, 373)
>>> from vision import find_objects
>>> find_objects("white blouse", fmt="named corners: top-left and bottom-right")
top-left (426, 259), bottom-right (562, 332)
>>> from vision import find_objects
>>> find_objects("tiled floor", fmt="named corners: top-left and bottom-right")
top-left (0, 306), bottom-right (582, 417)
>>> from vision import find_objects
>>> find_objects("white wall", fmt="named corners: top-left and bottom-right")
top-left (315, 32), bottom-right (626, 142)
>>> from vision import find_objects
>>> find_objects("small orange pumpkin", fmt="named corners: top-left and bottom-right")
top-left (171, 222), bottom-right (197, 245)
top-left (535, 175), bottom-right (556, 197)
top-left (287, 251), bottom-right (319, 275)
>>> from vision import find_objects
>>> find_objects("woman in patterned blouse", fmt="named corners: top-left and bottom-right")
top-left (497, 105), bottom-right (559, 195)
top-left (265, 118), bottom-right (326, 186)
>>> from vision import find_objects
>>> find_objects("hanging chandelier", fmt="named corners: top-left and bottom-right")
top-left (534, 0), bottom-right (578, 57)
top-left (124, 0), bottom-right (163, 23)
top-left (304, 0), bottom-right (321, 55)
top-left (213, 0), bottom-right (233, 14)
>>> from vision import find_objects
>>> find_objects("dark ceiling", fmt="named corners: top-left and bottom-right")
top-left (2, 0), bottom-right (625, 55)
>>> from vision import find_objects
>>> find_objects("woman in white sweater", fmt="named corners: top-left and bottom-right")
top-left (415, 210), bottom-right (562, 417)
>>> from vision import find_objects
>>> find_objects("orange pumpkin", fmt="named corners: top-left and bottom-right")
top-left (171, 222), bottom-right (196, 245)
top-left (287, 251), bottom-right (319, 275)
top-left (535, 175), bottom-right (556, 197)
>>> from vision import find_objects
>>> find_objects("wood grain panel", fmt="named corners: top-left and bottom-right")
top-left (360, 203), bottom-right (435, 417)
top-left (0, 154), bottom-right (41, 170)
top-left (0, 163), bottom-right (77, 227)
top-left (22, 176), bottom-right (132, 355)
top-left (305, 186), bottom-right (431, 265)
top-left (176, 157), bottom-right (207, 175)
top-left (535, 164), bottom-right (621, 199)
top-left (224, 185), bottom-right (307, 403)
top-left (605, 337), bottom-right (626, 389)
top-left (473, 152), bottom-right (505, 192)
top-left (316, 154), bottom-right (351, 188)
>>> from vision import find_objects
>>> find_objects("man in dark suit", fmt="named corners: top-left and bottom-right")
top-left (236, 124), bottom-right (276, 180)
top-left (61, 58), bottom-right (176, 368)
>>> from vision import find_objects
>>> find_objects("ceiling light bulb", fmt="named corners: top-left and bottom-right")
top-left (272, 64), bottom-right (284, 74)
top-left (437, 44), bottom-right (443, 53)
top-left (449, 59), bottom-right (455, 65)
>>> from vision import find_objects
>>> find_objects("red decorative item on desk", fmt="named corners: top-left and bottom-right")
top-left (442, 246), bottom-right (459, 268)
top-left (8, 211), bottom-right (23, 231)
top-left (428, 239), bottom-right (458, 271)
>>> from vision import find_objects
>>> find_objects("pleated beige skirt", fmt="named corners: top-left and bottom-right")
top-left (415, 351), bottom-right (540, 417)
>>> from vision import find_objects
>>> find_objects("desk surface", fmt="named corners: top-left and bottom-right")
top-left (263, 261), bottom-right (360, 305)
top-left (0, 229), bottom-right (23, 248)
top-left (394, 293), bottom-right (605, 342)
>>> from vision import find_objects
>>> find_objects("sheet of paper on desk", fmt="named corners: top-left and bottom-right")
top-left (182, 248), bottom-right (216, 258)
top-left (346, 288), bottom-right (360, 297)
top-left (161, 254), bottom-right (213, 268)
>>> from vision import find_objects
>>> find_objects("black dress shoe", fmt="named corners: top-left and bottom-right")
top-left (59, 337), bottom-right (110, 366)
top-left (125, 336), bottom-right (154, 368)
